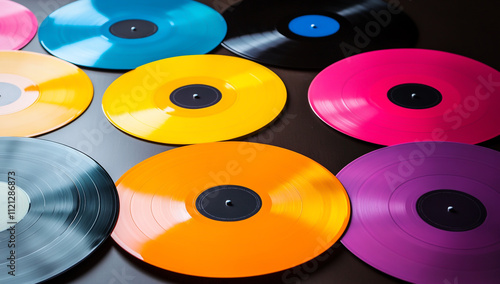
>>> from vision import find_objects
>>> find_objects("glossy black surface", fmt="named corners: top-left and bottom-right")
top-left (417, 190), bottom-right (487, 232)
top-left (196, 185), bottom-right (262, 221)
top-left (109, 20), bottom-right (158, 39)
top-left (170, 84), bottom-right (222, 109)
top-left (222, 0), bottom-right (418, 69)
top-left (388, 83), bottom-right (442, 109)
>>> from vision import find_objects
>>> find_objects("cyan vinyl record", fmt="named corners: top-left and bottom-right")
top-left (38, 0), bottom-right (227, 70)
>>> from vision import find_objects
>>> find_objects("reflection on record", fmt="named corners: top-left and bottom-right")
top-left (222, 0), bottom-right (418, 69)
top-left (0, 137), bottom-right (119, 283)
top-left (338, 142), bottom-right (500, 283)
top-left (39, 0), bottom-right (227, 69)
top-left (0, 51), bottom-right (93, 137)
top-left (309, 49), bottom-right (500, 145)
top-left (0, 0), bottom-right (37, 50)
top-left (102, 55), bottom-right (286, 144)
top-left (112, 142), bottom-right (350, 277)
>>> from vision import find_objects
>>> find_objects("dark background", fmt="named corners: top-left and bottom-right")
top-left (12, 0), bottom-right (500, 283)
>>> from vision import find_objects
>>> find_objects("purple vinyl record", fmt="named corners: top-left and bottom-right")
top-left (338, 142), bottom-right (500, 284)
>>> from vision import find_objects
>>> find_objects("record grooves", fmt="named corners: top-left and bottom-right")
top-left (0, 0), bottom-right (38, 50)
top-left (102, 55), bottom-right (287, 144)
top-left (112, 142), bottom-right (350, 278)
top-left (338, 142), bottom-right (500, 283)
top-left (38, 0), bottom-right (227, 69)
top-left (0, 137), bottom-right (119, 283)
top-left (0, 51), bottom-right (93, 137)
top-left (222, 0), bottom-right (418, 69)
top-left (309, 48), bottom-right (500, 145)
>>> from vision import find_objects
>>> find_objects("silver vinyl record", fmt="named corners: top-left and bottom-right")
top-left (0, 137), bottom-right (119, 283)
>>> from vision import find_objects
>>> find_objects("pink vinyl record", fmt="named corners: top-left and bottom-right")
top-left (338, 142), bottom-right (500, 283)
top-left (308, 48), bottom-right (500, 145)
top-left (0, 0), bottom-right (37, 50)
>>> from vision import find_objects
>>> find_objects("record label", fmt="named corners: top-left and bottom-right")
top-left (0, 182), bottom-right (30, 232)
top-left (195, 185), bottom-right (262, 222)
top-left (0, 74), bottom-right (39, 115)
top-left (109, 19), bottom-right (158, 39)
top-left (416, 189), bottom-right (486, 231)
top-left (288, 15), bottom-right (340, 37)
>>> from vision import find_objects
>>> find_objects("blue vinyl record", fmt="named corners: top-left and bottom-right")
top-left (38, 0), bottom-right (227, 70)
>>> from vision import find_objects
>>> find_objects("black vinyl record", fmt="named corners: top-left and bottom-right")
top-left (0, 137), bottom-right (119, 283)
top-left (221, 0), bottom-right (418, 69)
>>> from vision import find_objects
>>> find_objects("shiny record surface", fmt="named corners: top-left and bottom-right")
top-left (38, 0), bottom-right (227, 69)
top-left (0, 137), bottom-right (119, 283)
top-left (102, 55), bottom-right (287, 144)
top-left (338, 142), bottom-right (500, 283)
top-left (222, 0), bottom-right (418, 69)
top-left (309, 49), bottom-right (500, 145)
top-left (0, 51), bottom-right (93, 137)
top-left (0, 0), bottom-right (37, 50)
top-left (112, 142), bottom-right (350, 277)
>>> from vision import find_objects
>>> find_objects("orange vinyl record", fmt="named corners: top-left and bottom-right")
top-left (0, 51), bottom-right (93, 137)
top-left (111, 142), bottom-right (350, 278)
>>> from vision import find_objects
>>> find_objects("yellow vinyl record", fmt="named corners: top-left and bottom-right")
top-left (102, 55), bottom-right (287, 144)
top-left (0, 51), bottom-right (93, 137)
top-left (111, 142), bottom-right (351, 278)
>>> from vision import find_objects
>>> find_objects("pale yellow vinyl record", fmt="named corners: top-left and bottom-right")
top-left (0, 51), bottom-right (93, 137)
top-left (102, 55), bottom-right (287, 144)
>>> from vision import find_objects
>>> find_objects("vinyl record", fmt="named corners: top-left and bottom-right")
top-left (38, 0), bottom-right (227, 69)
top-left (338, 142), bottom-right (500, 283)
top-left (102, 55), bottom-right (287, 144)
top-left (309, 49), bottom-right (500, 145)
top-left (112, 142), bottom-right (350, 278)
top-left (0, 137), bottom-right (119, 283)
top-left (221, 0), bottom-right (418, 69)
top-left (0, 51), bottom-right (93, 137)
top-left (0, 0), bottom-right (37, 50)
